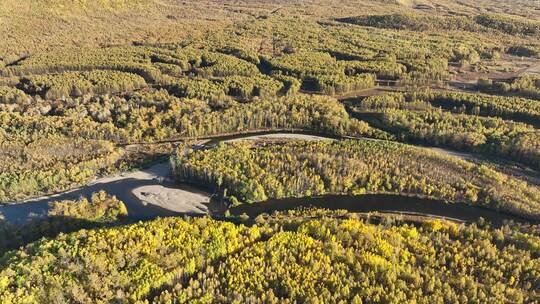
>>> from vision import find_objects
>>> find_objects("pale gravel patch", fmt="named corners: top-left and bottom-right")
top-left (133, 185), bottom-right (210, 214)
top-left (223, 133), bottom-right (336, 143)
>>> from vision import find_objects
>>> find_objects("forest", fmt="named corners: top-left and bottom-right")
top-left (0, 138), bottom-right (122, 202)
top-left (0, 206), bottom-right (538, 303)
top-left (341, 13), bottom-right (540, 37)
top-left (17, 71), bottom-right (148, 100)
top-left (172, 140), bottom-right (540, 219)
top-left (0, 191), bottom-right (127, 254)
top-left (350, 91), bottom-right (540, 169)
top-left (478, 75), bottom-right (540, 100)
top-left (0, 12), bottom-right (525, 203)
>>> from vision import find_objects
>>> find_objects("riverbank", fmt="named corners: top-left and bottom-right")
top-left (2, 132), bottom-right (538, 226)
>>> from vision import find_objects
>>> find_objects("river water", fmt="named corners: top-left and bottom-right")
top-left (229, 194), bottom-right (534, 226)
top-left (1, 132), bottom-right (537, 225)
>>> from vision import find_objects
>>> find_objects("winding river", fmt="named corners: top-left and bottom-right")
top-left (0, 132), bottom-right (537, 226)
top-left (229, 195), bottom-right (532, 227)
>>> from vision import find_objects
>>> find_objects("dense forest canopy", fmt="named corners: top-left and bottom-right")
top-left (0, 208), bottom-right (538, 303)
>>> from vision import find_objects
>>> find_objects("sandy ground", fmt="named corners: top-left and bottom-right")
top-left (523, 62), bottom-right (540, 76)
top-left (222, 133), bottom-right (336, 143)
top-left (133, 185), bottom-right (209, 214)
top-left (14, 162), bottom-right (172, 205)
top-left (0, 162), bottom-right (203, 224)
top-left (90, 162), bottom-right (170, 185)
top-left (427, 147), bottom-right (477, 161)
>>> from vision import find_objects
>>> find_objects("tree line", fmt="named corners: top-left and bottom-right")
top-left (18, 70), bottom-right (147, 100)
top-left (172, 139), bottom-right (540, 219)
top-left (340, 13), bottom-right (540, 37)
top-left (478, 75), bottom-right (540, 101)
top-left (0, 191), bottom-right (127, 254)
top-left (354, 92), bottom-right (540, 169)
top-left (1, 91), bottom-right (377, 145)
top-left (0, 137), bottom-right (122, 202)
